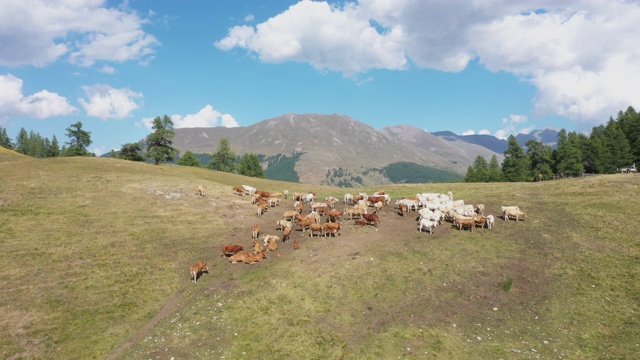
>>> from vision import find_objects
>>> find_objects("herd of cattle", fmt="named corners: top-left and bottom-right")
top-left (189, 184), bottom-right (528, 283)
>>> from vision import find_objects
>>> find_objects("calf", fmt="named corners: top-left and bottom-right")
top-left (362, 213), bottom-right (380, 227)
top-left (398, 203), bottom-right (408, 217)
top-left (252, 224), bottom-right (261, 240)
top-left (253, 239), bottom-right (264, 253)
top-left (474, 215), bottom-right (488, 229)
top-left (221, 244), bottom-right (245, 257)
top-left (486, 215), bottom-right (495, 230)
top-left (232, 186), bottom-right (245, 196)
top-left (354, 220), bottom-right (368, 226)
top-left (266, 238), bottom-right (278, 252)
top-left (190, 261), bottom-right (209, 283)
top-left (293, 239), bottom-right (300, 250)
top-left (195, 185), bottom-right (206, 197)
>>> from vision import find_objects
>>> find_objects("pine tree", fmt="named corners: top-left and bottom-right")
top-left (603, 118), bottom-right (633, 172)
top-left (15, 128), bottom-right (29, 155)
top-left (464, 165), bottom-right (476, 182)
top-left (473, 155), bottom-right (489, 181)
top-left (146, 115), bottom-right (179, 165)
top-left (526, 140), bottom-right (554, 180)
top-left (63, 121), bottom-right (92, 157)
top-left (616, 106), bottom-right (640, 163)
top-left (555, 130), bottom-right (584, 176)
top-left (487, 155), bottom-right (503, 182)
top-left (119, 143), bottom-right (145, 162)
top-left (237, 153), bottom-right (265, 178)
top-left (208, 138), bottom-right (236, 173)
top-left (49, 135), bottom-right (61, 157)
top-left (0, 126), bottom-right (13, 149)
top-left (501, 135), bottom-right (529, 181)
top-left (176, 150), bottom-right (201, 167)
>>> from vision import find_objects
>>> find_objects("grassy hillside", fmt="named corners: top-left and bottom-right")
top-left (1, 150), bottom-right (639, 359)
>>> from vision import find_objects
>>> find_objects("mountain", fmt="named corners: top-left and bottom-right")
top-left (172, 113), bottom-right (505, 186)
top-left (433, 128), bottom-right (559, 153)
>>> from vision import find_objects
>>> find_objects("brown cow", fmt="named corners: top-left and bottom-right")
top-left (252, 224), bottom-right (261, 240)
top-left (326, 209), bottom-right (344, 222)
top-left (221, 244), bottom-right (245, 257)
top-left (398, 203), bottom-right (408, 217)
top-left (253, 239), bottom-right (264, 253)
top-left (244, 251), bottom-right (267, 264)
top-left (229, 252), bottom-right (252, 263)
top-left (309, 223), bottom-right (323, 237)
top-left (282, 226), bottom-right (292, 242)
top-left (454, 218), bottom-right (475, 231)
top-left (266, 238), bottom-right (278, 251)
top-left (293, 239), bottom-right (300, 250)
top-left (296, 218), bottom-right (314, 233)
top-left (354, 220), bottom-right (368, 226)
top-left (322, 222), bottom-right (342, 237)
top-left (362, 213), bottom-right (380, 226)
top-left (232, 186), bottom-right (245, 196)
top-left (190, 261), bottom-right (209, 283)
top-left (195, 185), bottom-right (206, 197)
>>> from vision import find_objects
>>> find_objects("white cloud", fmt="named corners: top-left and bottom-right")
top-left (0, 0), bottom-right (159, 67)
top-left (140, 105), bottom-right (239, 131)
top-left (79, 85), bottom-right (142, 119)
top-left (495, 114), bottom-right (534, 139)
top-left (99, 65), bottom-right (116, 74)
top-left (215, 0), bottom-right (407, 76)
top-left (461, 130), bottom-right (475, 136)
top-left (478, 129), bottom-right (490, 135)
top-left (244, 14), bottom-right (255, 22)
top-left (217, 0), bottom-right (640, 126)
top-left (0, 74), bottom-right (77, 118)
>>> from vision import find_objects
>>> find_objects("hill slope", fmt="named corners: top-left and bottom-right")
top-left (1, 155), bottom-right (639, 359)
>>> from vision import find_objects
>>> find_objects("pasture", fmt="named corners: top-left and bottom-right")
top-left (1, 148), bottom-right (639, 359)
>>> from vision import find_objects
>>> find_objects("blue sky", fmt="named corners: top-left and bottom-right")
top-left (1, 0), bottom-right (638, 156)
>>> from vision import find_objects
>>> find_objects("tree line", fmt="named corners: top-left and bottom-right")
top-left (0, 115), bottom-right (265, 178)
top-left (465, 106), bottom-right (640, 182)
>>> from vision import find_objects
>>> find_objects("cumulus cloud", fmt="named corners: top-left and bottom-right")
top-left (215, 0), bottom-right (407, 76)
top-left (0, 74), bottom-right (77, 118)
top-left (217, 0), bottom-right (640, 126)
top-left (0, 0), bottom-right (159, 67)
top-left (461, 130), bottom-right (475, 136)
top-left (495, 114), bottom-right (535, 140)
top-left (79, 85), bottom-right (142, 119)
top-left (478, 129), bottom-right (491, 135)
top-left (140, 105), bottom-right (239, 131)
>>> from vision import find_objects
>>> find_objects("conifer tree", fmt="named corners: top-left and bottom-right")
top-left (238, 153), bottom-right (265, 178)
top-left (526, 140), bottom-right (554, 180)
top-left (0, 126), bottom-right (13, 149)
top-left (63, 121), bottom-right (92, 157)
top-left (501, 135), bottom-right (529, 181)
top-left (487, 155), bottom-right (503, 182)
top-left (464, 165), bottom-right (476, 182)
top-left (555, 130), bottom-right (584, 176)
top-left (603, 118), bottom-right (633, 172)
top-left (146, 115), bottom-right (179, 165)
top-left (208, 138), bottom-right (236, 173)
top-left (119, 143), bottom-right (145, 162)
top-left (176, 150), bottom-right (201, 167)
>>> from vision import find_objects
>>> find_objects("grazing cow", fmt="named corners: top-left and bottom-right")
top-left (474, 215), bottom-right (488, 229)
top-left (283, 210), bottom-right (299, 221)
top-left (190, 261), bottom-right (208, 283)
top-left (244, 251), bottom-right (267, 264)
top-left (326, 209), bottom-right (344, 222)
top-left (419, 219), bottom-right (436, 234)
top-left (362, 213), bottom-right (380, 227)
top-left (398, 203), bottom-right (408, 217)
top-left (504, 208), bottom-right (528, 222)
top-left (252, 224), bottom-right (261, 240)
top-left (221, 244), bottom-right (244, 257)
top-left (229, 252), bottom-right (252, 263)
top-left (322, 222), bottom-right (342, 237)
top-left (282, 226), bottom-right (292, 242)
top-left (453, 218), bottom-right (475, 231)
top-left (293, 239), bottom-right (300, 249)
top-left (195, 185), bottom-right (206, 197)
top-left (233, 186), bottom-right (245, 196)
top-left (309, 223), bottom-right (323, 237)
top-left (276, 219), bottom-right (292, 231)
top-left (296, 218), bottom-right (314, 233)
top-left (367, 196), bottom-right (386, 206)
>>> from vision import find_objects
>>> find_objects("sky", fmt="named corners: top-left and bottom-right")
top-left (1, 0), bottom-right (639, 156)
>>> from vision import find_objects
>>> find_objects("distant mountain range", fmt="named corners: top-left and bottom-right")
top-left (170, 113), bottom-right (559, 186)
